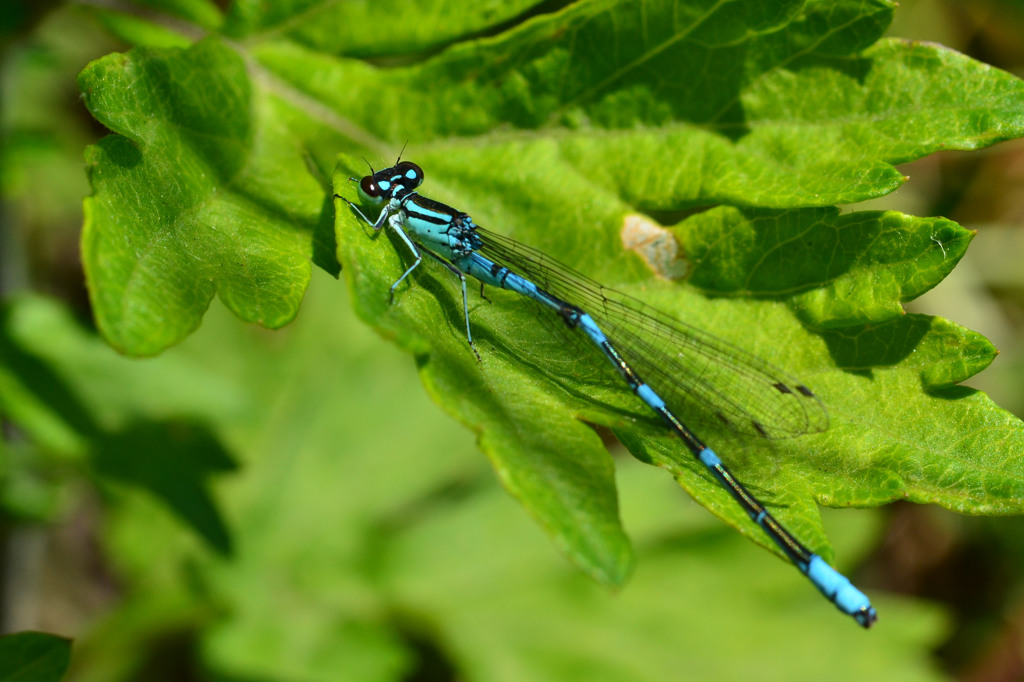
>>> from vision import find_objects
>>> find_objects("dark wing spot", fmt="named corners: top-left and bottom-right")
top-left (773, 382), bottom-right (792, 394)
top-left (752, 421), bottom-right (769, 437)
top-left (796, 385), bottom-right (815, 397)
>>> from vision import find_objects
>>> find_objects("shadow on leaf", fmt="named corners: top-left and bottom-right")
top-left (93, 420), bottom-right (237, 556)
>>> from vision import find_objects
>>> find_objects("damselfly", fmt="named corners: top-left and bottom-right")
top-left (338, 158), bottom-right (877, 628)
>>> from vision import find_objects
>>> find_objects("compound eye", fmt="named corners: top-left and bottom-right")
top-left (359, 175), bottom-right (382, 198)
top-left (395, 161), bottom-right (423, 187)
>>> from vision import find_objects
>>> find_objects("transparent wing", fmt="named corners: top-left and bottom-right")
top-left (474, 227), bottom-right (828, 439)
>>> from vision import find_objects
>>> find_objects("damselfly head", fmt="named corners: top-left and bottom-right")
top-left (355, 160), bottom-right (424, 205)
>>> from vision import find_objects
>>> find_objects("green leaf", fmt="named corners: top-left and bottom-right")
top-left (222, 0), bottom-right (540, 57)
top-left (0, 631), bottom-right (71, 682)
top-left (80, 38), bottom-right (338, 355)
top-left (680, 207), bottom-right (974, 328)
top-left (78, 1), bottom-right (1024, 355)
top-left (78, 0), bottom-right (1024, 598)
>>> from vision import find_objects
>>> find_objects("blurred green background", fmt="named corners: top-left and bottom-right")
top-left (2, 1), bottom-right (1024, 680)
